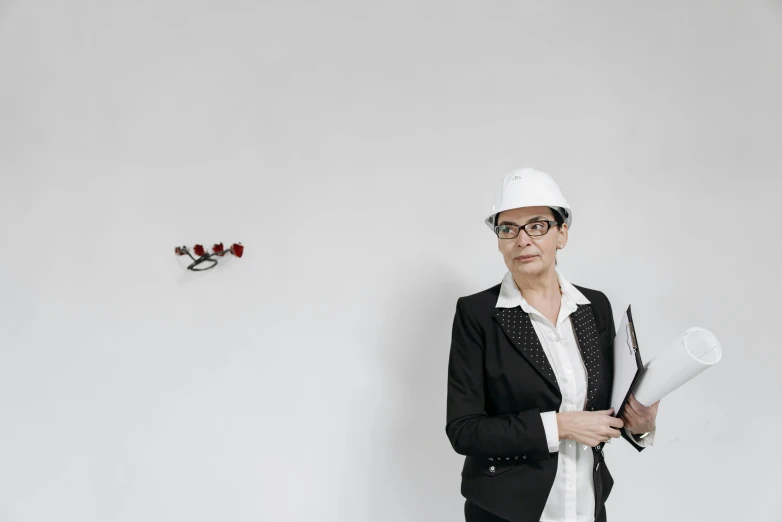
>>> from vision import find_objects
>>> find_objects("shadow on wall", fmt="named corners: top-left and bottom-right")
top-left (356, 262), bottom-right (475, 520)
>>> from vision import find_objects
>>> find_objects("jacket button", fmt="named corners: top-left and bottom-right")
top-left (488, 457), bottom-right (493, 461)
top-left (489, 466), bottom-right (496, 473)
top-left (506, 457), bottom-right (510, 460)
top-left (590, 406), bottom-right (595, 411)
top-left (523, 455), bottom-right (527, 459)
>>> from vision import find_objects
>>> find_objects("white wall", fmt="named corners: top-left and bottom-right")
top-left (2, 1), bottom-right (781, 520)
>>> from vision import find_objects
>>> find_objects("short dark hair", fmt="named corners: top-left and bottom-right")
top-left (494, 207), bottom-right (565, 228)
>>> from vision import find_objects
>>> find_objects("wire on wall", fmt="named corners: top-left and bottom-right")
top-left (175, 242), bottom-right (244, 271)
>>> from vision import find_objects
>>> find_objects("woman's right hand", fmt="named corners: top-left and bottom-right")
top-left (556, 408), bottom-right (624, 447)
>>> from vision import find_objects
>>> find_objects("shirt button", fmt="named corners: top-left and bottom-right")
top-left (568, 482), bottom-right (574, 488)
top-left (566, 370), bottom-right (572, 374)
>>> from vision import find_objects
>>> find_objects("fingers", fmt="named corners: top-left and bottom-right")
top-left (609, 415), bottom-right (625, 430)
top-left (592, 427), bottom-right (622, 446)
top-left (625, 398), bottom-right (641, 415)
top-left (620, 410), bottom-right (642, 432)
top-left (621, 408), bottom-right (638, 425)
top-left (623, 400), bottom-right (655, 428)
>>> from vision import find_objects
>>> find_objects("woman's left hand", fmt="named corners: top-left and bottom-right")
top-left (619, 394), bottom-right (659, 434)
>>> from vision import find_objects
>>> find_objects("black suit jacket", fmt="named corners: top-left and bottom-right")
top-left (445, 280), bottom-right (646, 522)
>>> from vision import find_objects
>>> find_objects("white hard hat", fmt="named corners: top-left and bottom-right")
top-left (485, 168), bottom-right (573, 232)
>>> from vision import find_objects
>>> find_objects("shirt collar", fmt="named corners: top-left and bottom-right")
top-left (495, 267), bottom-right (591, 312)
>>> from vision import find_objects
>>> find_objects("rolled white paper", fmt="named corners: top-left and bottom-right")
top-left (633, 327), bottom-right (722, 407)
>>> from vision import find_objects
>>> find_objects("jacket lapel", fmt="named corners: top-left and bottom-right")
top-left (493, 307), bottom-right (559, 393)
top-left (570, 304), bottom-right (602, 407)
top-left (493, 303), bottom-right (604, 403)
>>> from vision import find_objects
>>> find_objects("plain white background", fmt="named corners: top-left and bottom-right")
top-left (1, 1), bottom-right (781, 521)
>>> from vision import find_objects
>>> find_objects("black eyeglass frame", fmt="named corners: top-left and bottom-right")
top-left (493, 220), bottom-right (559, 239)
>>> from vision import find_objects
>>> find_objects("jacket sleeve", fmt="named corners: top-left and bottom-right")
top-left (600, 291), bottom-right (649, 453)
top-left (445, 297), bottom-right (551, 460)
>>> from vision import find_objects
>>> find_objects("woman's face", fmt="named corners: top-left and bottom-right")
top-left (496, 206), bottom-right (568, 278)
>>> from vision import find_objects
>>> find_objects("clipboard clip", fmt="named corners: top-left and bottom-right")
top-left (625, 322), bottom-right (638, 355)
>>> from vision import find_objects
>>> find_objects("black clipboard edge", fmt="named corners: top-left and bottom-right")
top-left (616, 304), bottom-right (646, 418)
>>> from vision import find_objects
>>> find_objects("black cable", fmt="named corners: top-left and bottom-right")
top-left (176, 245), bottom-right (234, 271)
top-left (188, 256), bottom-right (218, 271)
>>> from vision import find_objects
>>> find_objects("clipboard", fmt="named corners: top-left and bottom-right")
top-left (610, 305), bottom-right (647, 417)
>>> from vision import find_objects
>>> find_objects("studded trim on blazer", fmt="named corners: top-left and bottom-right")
top-left (493, 303), bottom-right (603, 405)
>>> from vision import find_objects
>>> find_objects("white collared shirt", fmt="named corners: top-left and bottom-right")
top-left (496, 268), bottom-right (655, 522)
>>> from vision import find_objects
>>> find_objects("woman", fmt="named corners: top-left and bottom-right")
top-left (445, 168), bottom-right (660, 522)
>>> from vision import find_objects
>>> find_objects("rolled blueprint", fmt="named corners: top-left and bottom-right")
top-left (633, 327), bottom-right (722, 407)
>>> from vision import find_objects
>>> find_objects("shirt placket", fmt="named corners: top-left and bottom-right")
top-left (547, 316), bottom-right (579, 521)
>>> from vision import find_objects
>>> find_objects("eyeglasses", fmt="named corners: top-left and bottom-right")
top-left (494, 220), bottom-right (558, 239)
